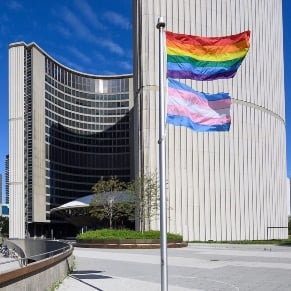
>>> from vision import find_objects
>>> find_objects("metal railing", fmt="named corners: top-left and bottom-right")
top-left (0, 244), bottom-right (71, 269)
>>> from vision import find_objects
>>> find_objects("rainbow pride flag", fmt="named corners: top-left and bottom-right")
top-left (167, 78), bottom-right (231, 131)
top-left (166, 30), bottom-right (250, 81)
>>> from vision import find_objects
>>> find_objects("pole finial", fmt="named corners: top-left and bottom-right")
top-left (156, 17), bottom-right (166, 29)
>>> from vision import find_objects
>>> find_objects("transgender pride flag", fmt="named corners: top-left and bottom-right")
top-left (167, 78), bottom-right (231, 132)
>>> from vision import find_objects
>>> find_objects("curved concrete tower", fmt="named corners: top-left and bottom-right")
top-left (133, 0), bottom-right (288, 241)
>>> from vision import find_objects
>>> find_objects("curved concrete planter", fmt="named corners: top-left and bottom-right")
top-left (75, 239), bottom-right (188, 249)
top-left (0, 244), bottom-right (73, 290)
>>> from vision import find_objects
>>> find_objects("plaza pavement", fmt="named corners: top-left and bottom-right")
top-left (0, 255), bottom-right (20, 274)
top-left (58, 243), bottom-right (291, 291)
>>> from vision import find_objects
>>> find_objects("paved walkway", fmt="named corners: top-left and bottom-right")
top-left (0, 255), bottom-right (20, 274)
top-left (58, 243), bottom-right (291, 291)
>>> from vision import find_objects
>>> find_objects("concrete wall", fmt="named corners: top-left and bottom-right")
top-left (9, 43), bottom-right (26, 239)
top-left (0, 253), bottom-right (73, 291)
top-left (133, 0), bottom-right (288, 241)
top-left (31, 47), bottom-right (46, 223)
top-left (0, 240), bottom-right (73, 291)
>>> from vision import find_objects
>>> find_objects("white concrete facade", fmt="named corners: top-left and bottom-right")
top-left (9, 44), bottom-right (26, 239)
top-left (133, 0), bottom-right (288, 240)
top-left (8, 42), bottom-right (134, 238)
top-left (31, 48), bottom-right (46, 223)
top-left (9, 45), bottom-right (47, 238)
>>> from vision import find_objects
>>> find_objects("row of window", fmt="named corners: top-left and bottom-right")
top-left (45, 115), bottom-right (129, 133)
top-left (46, 179), bottom-right (96, 191)
top-left (46, 125), bottom-right (130, 143)
top-left (47, 148), bottom-right (130, 168)
top-left (46, 144), bottom-right (129, 157)
top-left (45, 59), bottom-right (130, 93)
top-left (45, 107), bottom-right (128, 127)
top-left (46, 123), bottom-right (130, 142)
top-left (45, 85), bottom-right (130, 109)
top-left (46, 168), bottom-right (130, 180)
top-left (45, 160), bottom-right (130, 175)
top-left (45, 77), bottom-right (130, 101)
top-left (46, 138), bottom-right (129, 152)
top-left (45, 93), bottom-right (129, 120)
top-left (24, 49), bottom-right (33, 222)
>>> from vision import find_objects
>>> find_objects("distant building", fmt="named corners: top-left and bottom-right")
top-left (1, 204), bottom-right (9, 217)
top-left (5, 155), bottom-right (9, 204)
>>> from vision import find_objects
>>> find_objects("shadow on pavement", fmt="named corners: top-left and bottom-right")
top-left (69, 270), bottom-right (112, 291)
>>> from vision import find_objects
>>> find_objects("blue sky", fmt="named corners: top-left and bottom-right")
top-left (0, 0), bottom-right (290, 203)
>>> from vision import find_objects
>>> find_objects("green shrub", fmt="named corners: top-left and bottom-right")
top-left (76, 229), bottom-right (182, 241)
top-left (277, 238), bottom-right (291, 246)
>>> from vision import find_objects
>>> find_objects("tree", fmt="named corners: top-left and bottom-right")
top-left (127, 172), bottom-right (160, 232)
top-left (89, 174), bottom-right (159, 231)
top-left (89, 176), bottom-right (135, 229)
top-left (0, 216), bottom-right (9, 237)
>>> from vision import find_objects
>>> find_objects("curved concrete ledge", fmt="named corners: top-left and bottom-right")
top-left (75, 239), bottom-right (188, 249)
top-left (0, 242), bottom-right (74, 290)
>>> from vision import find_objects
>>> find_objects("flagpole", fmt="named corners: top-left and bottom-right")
top-left (156, 16), bottom-right (168, 291)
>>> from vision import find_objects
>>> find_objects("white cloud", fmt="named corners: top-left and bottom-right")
top-left (56, 55), bottom-right (85, 72)
top-left (103, 11), bottom-right (132, 30)
top-left (62, 7), bottom-right (96, 42)
top-left (118, 61), bottom-right (132, 71)
top-left (93, 52), bottom-right (107, 63)
top-left (0, 15), bottom-right (9, 35)
top-left (68, 47), bottom-right (91, 64)
top-left (52, 6), bottom-right (126, 56)
top-left (7, 0), bottom-right (23, 10)
top-left (73, 0), bottom-right (105, 30)
top-left (99, 39), bottom-right (124, 56)
top-left (53, 25), bottom-right (72, 38)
